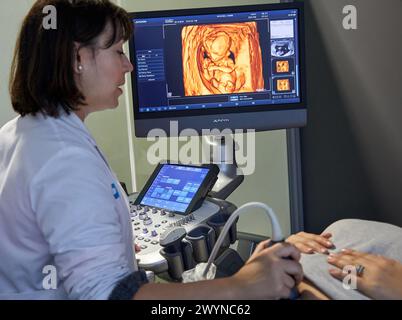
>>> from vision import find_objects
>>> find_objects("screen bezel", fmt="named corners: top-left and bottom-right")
top-left (128, 2), bottom-right (306, 122)
top-left (134, 163), bottom-right (219, 215)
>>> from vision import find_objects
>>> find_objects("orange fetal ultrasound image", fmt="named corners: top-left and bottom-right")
top-left (277, 79), bottom-right (291, 91)
top-left (181, 22), bottom-right (265, 96)
top-left (276, 60), bottom-right (289, 73)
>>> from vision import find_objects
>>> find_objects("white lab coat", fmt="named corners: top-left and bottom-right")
top-left (0, 111), bottom-right (138, 299)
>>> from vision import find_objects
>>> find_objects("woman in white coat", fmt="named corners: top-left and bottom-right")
top-left (0, 0), bottom-right (303, 300)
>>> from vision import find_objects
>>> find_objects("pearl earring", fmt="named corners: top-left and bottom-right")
top-left (78, 65), bottom-right (83, 71)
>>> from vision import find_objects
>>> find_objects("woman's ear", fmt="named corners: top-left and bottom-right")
top-left (73, 42), bottom-right (83, 74)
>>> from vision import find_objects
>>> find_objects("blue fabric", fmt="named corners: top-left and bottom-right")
top-left (109, 270), bottom-right (149, 300)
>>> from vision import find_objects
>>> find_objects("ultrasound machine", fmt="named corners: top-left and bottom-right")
top-left (127, 2), bottom-right (307, 280)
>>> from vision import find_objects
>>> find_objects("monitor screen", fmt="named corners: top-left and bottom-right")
top-left (129, 3), bottom-right (306, 137)
top-left (139, 164), bottom-right (209, 213)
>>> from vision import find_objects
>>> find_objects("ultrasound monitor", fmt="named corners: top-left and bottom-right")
top-left (128, 2), bottom-right (306, 137)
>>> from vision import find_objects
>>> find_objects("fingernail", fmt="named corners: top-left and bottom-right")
top-left (307, 248), bottom-right (314, 253)
top-left (326, 241), bottom-right (333, 247)
top-left (329, 269), bottom-right (337, 274)
top-left (321, 248), bottom-right (329, 254)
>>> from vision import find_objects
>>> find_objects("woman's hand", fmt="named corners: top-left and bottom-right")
top-left (232, 240), bottom-right (303, 300)
top-left (327, 249), bottom-right (402, 300)
top-left (134, 244), bottom-right (141, 253)
top-left (286, 232), bottom-right (334, 254)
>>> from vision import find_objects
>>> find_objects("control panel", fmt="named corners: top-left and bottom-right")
top-left (129, 194), bottom-right (235, 273)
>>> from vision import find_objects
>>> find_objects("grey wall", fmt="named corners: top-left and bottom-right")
top-left (299, 0), bottom-right (402, 232)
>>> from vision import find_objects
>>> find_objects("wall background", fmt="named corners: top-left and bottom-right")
top-left (0, 0), bottom-right (33, 126)
top-left (298, 0), bottom-right (402, 232)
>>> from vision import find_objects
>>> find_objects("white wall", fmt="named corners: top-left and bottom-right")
top-left (0, 0), bottom-right (34, 127)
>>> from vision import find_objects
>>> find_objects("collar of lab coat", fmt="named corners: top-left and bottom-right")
top-left (61, 110), bottom-right (97, 147)
top-left (60, 110), bottom-right (114, 171)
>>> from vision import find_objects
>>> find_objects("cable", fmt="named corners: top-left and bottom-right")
top-left (202, 202), bottom-right (285, 278)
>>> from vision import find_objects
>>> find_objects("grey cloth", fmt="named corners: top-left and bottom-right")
top-left (300, 219), bottom-right (402, 300)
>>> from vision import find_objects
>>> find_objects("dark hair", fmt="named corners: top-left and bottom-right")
top-left (9, 0), bottom-right (133, 118)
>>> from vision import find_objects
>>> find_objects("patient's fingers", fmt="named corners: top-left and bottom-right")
top-left (327, 251), bottom-right (373, 273)
top-left (293, 242), bottom-right (315, 254)
top-left (304, 239), bottom-right (330, 254)
top-left (328, 267), bottom-right (361, 288)
top-left (287, 232), bottom-right (333, 254)
top-left (327, 253), bottom-right (355, 269)
top-left (340, 249), bottom-right (379, 263)
top-left (331, 249), bottom-right (375, 264)
top-left (329, 267), bottom-right (346, 280)
top-left (329, 267), bottom-right (374, 299)
top-left (300, 232), bottom-right (334, 250)
top-left (286, 232), bottom-right (333, 254)
top-left (328, 267), bottom-right (342, 279)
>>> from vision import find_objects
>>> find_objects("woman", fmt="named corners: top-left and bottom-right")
top-left (0, 0), bottom-right (302, 300)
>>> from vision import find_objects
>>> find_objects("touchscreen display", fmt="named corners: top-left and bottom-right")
top-left (140, 164), bottom-right (210, 213)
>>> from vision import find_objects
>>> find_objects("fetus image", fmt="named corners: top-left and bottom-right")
top-left (182, 22), bottom-right (265, 96)
top-left (271, 40), bottom-right (294, 58)
top-left (277, 79), bottom-right (291, 91)
top-left (276, 60), bottom-right (290, 73)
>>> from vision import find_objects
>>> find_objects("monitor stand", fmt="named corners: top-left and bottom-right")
top-left (204, 135), bottom-right (244, 200)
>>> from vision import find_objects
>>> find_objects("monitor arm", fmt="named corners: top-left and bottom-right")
top-left (203, 135), bottom-right (244, 200)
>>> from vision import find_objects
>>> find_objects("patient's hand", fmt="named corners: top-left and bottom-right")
top-left (286, 232), bottom-right (334, 254)
top-left (328, 249), bottom-right (402, 300)
top-left (297, 279), bottom-right (330, 300)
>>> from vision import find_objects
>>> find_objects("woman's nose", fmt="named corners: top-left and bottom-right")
top-left (124, 56), bottom-right (134, 73)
